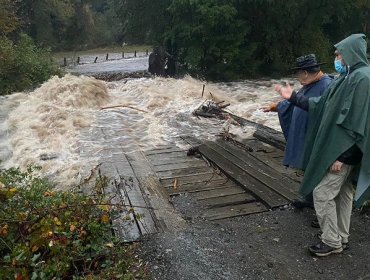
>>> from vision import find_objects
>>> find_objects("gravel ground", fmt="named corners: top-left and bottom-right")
top-left (139, 194), bottom-right (370, 280)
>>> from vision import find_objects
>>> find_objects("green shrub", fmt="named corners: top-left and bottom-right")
top-left (0, 34), bottom-right (60, 95)
top-left (0, 167), bottom-right (146, 280)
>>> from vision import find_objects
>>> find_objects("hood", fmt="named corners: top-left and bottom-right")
top-left (334, 33), bottom-right (369, 69)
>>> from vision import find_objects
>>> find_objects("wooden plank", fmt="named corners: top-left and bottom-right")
top-left (213, 140), bottom-right (300, 200)
top-left (160, 171), bottom-right (214, 181)
top-left (242, 139), bottom-right (303, 183)
top-left (123, 152), bottom-right (163, 235)
top-left (203, 202), bottom-right (267, 221)
top-left (116, 175), bottom-right (158, 235)
top-left (192, 187), bottom-right (246, 200)
top-left (156, 166), bottom-right (211, 178)
top-left (151, 157), bottom-right (201, 167)
top-left (199, 193), bottom-right (256, 208)
top-left (145, 148), bottom-right (186, 155)
top-left (180, 135), bottom-right (203, 146)
top-left (147, 153), bottom-right (190, 161)
top-left (107, 177), bottom-right (141, 242)
top-left (253, 125), bottom-right (286, 151)
top-left (160, 172), bottom-right (220, 187)
top-left (153, 161), bottom-right (205, 172)
top-left (163, 177), bottom-right (228, 188)
top-left (166, 180), bottom-right (235, 195)
top-left (198, 144), bottom-right (289, 208)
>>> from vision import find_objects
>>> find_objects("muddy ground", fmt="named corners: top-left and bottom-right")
top-left (138, 194), bottom-right (370, 280)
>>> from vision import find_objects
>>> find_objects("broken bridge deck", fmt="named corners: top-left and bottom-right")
top-left (83, 123), bottom-right (302, 241)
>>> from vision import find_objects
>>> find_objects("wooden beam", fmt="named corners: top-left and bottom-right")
top-left (198, 144), bottom-right (289, 208)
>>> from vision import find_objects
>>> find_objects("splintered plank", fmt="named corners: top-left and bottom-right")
top-left (203, 203), bottom-right (267, 221)
top-left (191, 187), bottom-right (246, 200)
top-left (123, 152), bottom-right (164, 235)
top-left (213, 140), bottom-right (300, 200)
top-left (198, 144), bottom-right (289, 208)
top-left (156, 166), bottom-right (211, 178)
top-left (199, 193), bottom-right (256, 208)
top-left (166, 180), bottom-right (234, 195)
top-left (153, 161), bottom-right (206, 172)
top-left (106, 177), bottom-right (141, 242)
top-left (160, 172), bottom-right (219, 187)
top-left (147, 151), bottom-right (189, 161)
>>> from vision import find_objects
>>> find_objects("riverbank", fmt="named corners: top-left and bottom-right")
top-left (139, 194), bottom-right (370, 280)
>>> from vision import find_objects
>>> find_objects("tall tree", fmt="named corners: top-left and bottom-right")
top-left (165, 0), bottom-right (248, 80)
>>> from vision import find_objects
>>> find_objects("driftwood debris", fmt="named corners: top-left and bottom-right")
top-left (193, 100), bottom-right (286, 150)
top-left (193, 100), bottom-right (232, 119)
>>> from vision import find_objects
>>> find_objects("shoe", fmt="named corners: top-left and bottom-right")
top-left (291, 199), bottom-right (314, 209)
top-left (342, 242), bottom-right (350, 250)
top-left (309, 241), bottom-right (343, 257)
top-left (316, 234), bottom-right (350, 250)
top-left (311, 218), bottom-right (320, 228)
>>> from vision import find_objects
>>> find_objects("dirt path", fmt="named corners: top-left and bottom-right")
top-left (139, 195), bottom-right (370, 280)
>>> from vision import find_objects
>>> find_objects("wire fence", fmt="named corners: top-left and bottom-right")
top-left (59, 50), bottom-right (150, 67)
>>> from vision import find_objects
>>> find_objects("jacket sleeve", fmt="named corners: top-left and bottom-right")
top-left (288, 91), bottom-right (309, 111)
top-left (337, 145), bottom-right (363, 165)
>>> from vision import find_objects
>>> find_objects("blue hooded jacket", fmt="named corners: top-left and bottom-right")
top-left (277, 75), bottom-right (332, 169)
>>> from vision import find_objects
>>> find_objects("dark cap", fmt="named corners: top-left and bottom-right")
top-left (290, 54), bottom-right (325, 71)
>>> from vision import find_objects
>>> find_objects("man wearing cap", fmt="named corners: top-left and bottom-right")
top-left (276, 33), bottom-right (370, 257)
top-left (264, 54), bottom-right (332, 210)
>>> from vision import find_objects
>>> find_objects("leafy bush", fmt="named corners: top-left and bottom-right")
top-left (0, 167), bottom-right (146, 279)
top-left (0, 34), bottom-right (60, 95)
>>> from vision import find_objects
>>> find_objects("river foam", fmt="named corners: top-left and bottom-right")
top-left (0, 75), bottom-right (297, 189)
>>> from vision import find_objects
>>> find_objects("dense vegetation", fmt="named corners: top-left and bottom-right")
top-left (1, 0), bottom-right (370, 86)
top-left (0, 167), bottom-right (145, 279)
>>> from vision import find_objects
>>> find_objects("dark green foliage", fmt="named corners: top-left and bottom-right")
top-left (165, 0), bottom-right (249, 80)
top-left (2, 0), bottom-right (370, 82)
top-left (0, 167), bottom-right (145, 279)
top-left (0, 34), bottom-right (59, 95)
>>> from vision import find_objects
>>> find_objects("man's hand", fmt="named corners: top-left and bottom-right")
top-left (330, 160), bottom-right (344, 173)
top-left (262, 102), bottom-right (278, 112)
top-left (274, 82), bottom-right (293, 100)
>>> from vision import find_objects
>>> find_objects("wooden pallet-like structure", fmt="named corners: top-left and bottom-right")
top-left (144, 143), bottom-right (268, 221)
top-left (79, 110), bottom-right (302, 240)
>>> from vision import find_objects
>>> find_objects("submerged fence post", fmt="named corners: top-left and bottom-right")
top-left (146, 49), bottom-right (148, 56)
top-left (106, 53), bottom-right (109, 60)
top-left (134, 50), bottom-right (137, 57)
top-left (77, 57), bottom-right (80, 64)
top-left (94, 57), bottom-right (98, 63)
top-left (63, 57), bottom-right (67, 67)
top-left (122, 51), bottom-right (125, 58)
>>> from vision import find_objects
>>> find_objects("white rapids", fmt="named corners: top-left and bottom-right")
top-left (0, 74), bottom-right (298, 189)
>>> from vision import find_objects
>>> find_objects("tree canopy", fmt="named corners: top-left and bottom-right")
top-left (1, 0), bottom-right (370, 81)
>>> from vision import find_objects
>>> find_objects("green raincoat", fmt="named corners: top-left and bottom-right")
top-left (300, 34), bottom-right (370, 207)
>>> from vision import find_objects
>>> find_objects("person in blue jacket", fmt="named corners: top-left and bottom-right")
top-left (264, 54), bottom-right (332, 208)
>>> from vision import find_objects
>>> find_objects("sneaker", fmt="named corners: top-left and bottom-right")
top-left (316, 234), bottom-right (350, 250)
top-left (309, 241), bottom-right (343, 257)
top-left (342, 242), bottom-right (350, 250)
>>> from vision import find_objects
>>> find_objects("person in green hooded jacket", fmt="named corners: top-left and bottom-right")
top-left (275, 33), bottom-right (370, 257)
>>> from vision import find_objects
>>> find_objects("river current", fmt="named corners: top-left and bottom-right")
top-left (0, 57), bottom-right (299, 189)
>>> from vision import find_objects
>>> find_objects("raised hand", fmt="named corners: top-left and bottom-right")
top-left (274, 81), bottom-right (293, 100)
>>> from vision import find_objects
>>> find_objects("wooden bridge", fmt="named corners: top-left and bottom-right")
top-left (87, 123), bottom-right (303, 241)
